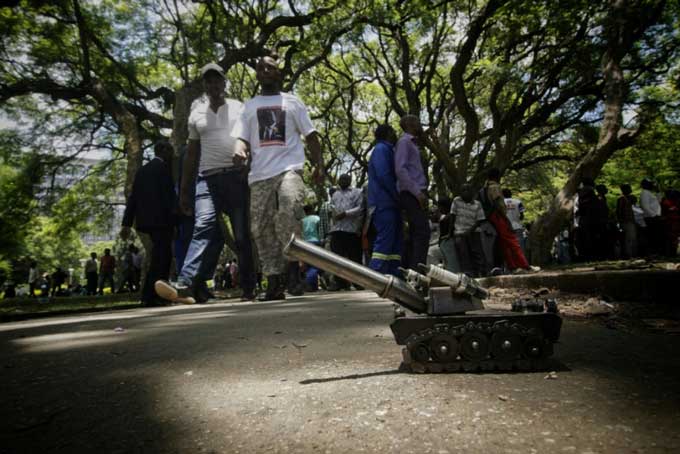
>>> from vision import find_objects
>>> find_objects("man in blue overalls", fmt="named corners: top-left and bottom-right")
top-left (367, 124), bottom-right (402, 277)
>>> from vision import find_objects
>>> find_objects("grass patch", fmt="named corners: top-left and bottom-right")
top-left (0, 294), bottom-right (141, 321)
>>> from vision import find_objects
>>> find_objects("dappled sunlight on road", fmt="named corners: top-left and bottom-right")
top-left (11, 329), bottom-right (129, 353)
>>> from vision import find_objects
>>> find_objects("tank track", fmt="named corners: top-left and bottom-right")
top-left (401, 320), bottom-right (554, 373)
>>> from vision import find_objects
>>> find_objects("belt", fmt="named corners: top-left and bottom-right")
top-left (200, 166), bottom-right (245, 177)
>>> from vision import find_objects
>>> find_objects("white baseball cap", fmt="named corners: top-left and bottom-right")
top-left (200, 63), bottom-right (225, 79)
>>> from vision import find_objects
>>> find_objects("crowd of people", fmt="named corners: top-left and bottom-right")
top-left (562, 177), bottom-right (680, 263)
top-left (5, 56), bottom-right (678, 303)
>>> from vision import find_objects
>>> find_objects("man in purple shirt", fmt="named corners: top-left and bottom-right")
top-left (395, 114), bottom-right (430, 270)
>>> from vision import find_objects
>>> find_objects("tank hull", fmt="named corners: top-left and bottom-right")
top-left (391, 312), bottom-right (562, 373)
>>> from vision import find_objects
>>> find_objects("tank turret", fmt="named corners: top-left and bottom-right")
top-left (284, 235), bottom-right (562, 373)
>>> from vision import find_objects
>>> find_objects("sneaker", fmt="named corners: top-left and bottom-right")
top-left (155, 280), bottom-right (192, 300)
top-left (528, 265), bottom-right (541, 273)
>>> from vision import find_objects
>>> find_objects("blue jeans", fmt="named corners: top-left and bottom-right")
top-left (179, 168), bottom-right (255, 292)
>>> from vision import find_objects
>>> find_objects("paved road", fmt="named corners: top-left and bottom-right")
top-left (1, 291), bottom-right (679, 453)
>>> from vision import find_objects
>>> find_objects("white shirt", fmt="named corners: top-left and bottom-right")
top-left (28, 267), bottom-right (39, 284)
top-left (451, 197), bottom-right (485, 235)
top-left (330, 187), bottom-right (364, 234)
top-left (639, 189), bottom-right (661, 218)
top-left (633, 205), bottom-right (647, 227)
top-left (231, 92), bottom-right (316, 184)
top-left (504, 197), bottom-right (525, 230)
top-left (188, 98), bottom-right (244, 173)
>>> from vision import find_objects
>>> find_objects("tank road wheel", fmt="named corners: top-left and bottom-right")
top-left (460, 331), bottom-right (490, 362)
top-left (411, 342), bottom-right (431, 363)
top-left (491, 332), bottom-right (522, 361)
top-left (430, 335), bottom-right (459, 362)
top-left (523, 336), bottom-right (546, 359)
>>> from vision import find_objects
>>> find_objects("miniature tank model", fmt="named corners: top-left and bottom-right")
top-left (284, 235), bottom-right (562, 373)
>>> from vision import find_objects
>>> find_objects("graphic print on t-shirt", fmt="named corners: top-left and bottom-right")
top-left (257, 106), bottom-right (286, 146)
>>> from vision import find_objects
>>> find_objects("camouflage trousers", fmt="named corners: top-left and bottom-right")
top-left (250, 170), bottom-right (305, 276)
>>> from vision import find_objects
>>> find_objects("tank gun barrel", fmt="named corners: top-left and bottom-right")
top-left (283, 235), bottom-right (428, 314)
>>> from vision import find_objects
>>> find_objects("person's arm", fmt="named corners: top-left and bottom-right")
top-left (233, 138), bottom-right (250, 166)
top-left (305, 131), bottom-right (324, 186)
top-left (343, 189), bottom-right (363, 218)
top-left (372, 145), bottom-right (399, 203)
top-left (394, 138), bottom-right (426, 207)
top-left (179, 139), bottom-right (200, 216)
top-left (121, 172), bottom-right (141, 239)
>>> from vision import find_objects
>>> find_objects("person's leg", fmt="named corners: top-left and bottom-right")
top-left (440, 237), bottom-right (461, 272)
top-left (469, 232), bottom-right (486, 277)
top-left (250, 175), bottom-right (285, 299)
top-left (478, 222), bottom-right (496, 274)
top-left (454, 235), bottom-right (472, 276)
top-left (225, 168), bottom-right (256, 295)
top-left (622, 222), bottom-right (634, 259)
top-left (489, 212), bottom-right (529, 270)
top-left (369, 208), bottom-right (402, 276)
top-left (178, 178), bottom-right (218, 287)
top-left (144, 229), bottom-right (173, 304)
top-left (399, 191), bottom-right (431, 269)
top-left (330, 231), bottom-right (351, 289)
top-left (346, 232), bottom-right (363, 265)
top-left (274, 171), bottom-right (306, 294)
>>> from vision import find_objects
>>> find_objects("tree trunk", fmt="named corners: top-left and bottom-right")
top-left (529, 0), bottom-right (656, 265)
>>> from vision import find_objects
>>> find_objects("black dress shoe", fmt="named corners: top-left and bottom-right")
top-left (240, 290), bottom-right (257, 302)
top-left (257, 274), bottom-right (286, 301)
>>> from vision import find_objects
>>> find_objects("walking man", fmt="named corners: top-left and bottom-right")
top-left (232, 54), bottom-right (324, 301)
top-left (121, 140), bottom-right (176, 306)
top-left (481, 168), bottom-right (538, 273)
top-left (84, 253), bottom-right (98, 295)
top-left (395, 115), bottom-right (430, 270)
top-left (156, 63), bottom-right (257, 303)
top-left (367, 124), bottom-right (402, 276)
top-left (98, 248), bottom-right (116, 295)
top-left (329, 173), bottom-right (364, 289)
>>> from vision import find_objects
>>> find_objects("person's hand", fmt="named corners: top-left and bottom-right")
top-left (312, 166), bottom-right (325, 186)
top-left (180, 192), bottom-right (194, 216)
top-left (120, 226), bottom-right (131, 241)
top-left (417, 192), bottom-right (428, 210)
top-left (233, 147), bottom-right (248, 166)
top-left (334, 211), bottom-right (347, 221)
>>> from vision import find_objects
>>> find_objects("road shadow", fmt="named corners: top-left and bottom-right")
top-left (299, 369), bottom-right (404, 384)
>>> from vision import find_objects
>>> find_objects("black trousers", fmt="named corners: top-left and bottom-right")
top-left (330, 231), bottom-right (362, 288)
top-left (142, 229), bottom-right (173, 303)
top-left (454, 232), bottom-right (485, 278)
top-left (85, 272), bottom-right (98, 295)
top-left (399, 191), bottom-right (431, 270)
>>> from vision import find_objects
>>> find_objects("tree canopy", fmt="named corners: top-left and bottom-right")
top-left (1, 0), bottom-right (679, 277)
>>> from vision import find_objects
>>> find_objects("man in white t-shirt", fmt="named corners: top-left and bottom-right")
top-left (502, 188), bottom-right (526, 253)
top-left (232, 55), bottom-right (324, 301)
top-left (451, 185), bottom-right (487, 277)
top-left (156, 63), bottom-right (256, 304)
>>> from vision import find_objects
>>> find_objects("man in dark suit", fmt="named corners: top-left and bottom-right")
top-left (121, 140), bottom-right (177, 306)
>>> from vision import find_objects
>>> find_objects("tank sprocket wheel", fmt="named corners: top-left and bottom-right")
top-left (490, 331), bottom-right (522, 361)
top-left (411, 342), bottom-right (431, 363)
top-left (460, 331), bottom-right (490, 362)
top-left (429, 334), bottom-right (459, 362)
